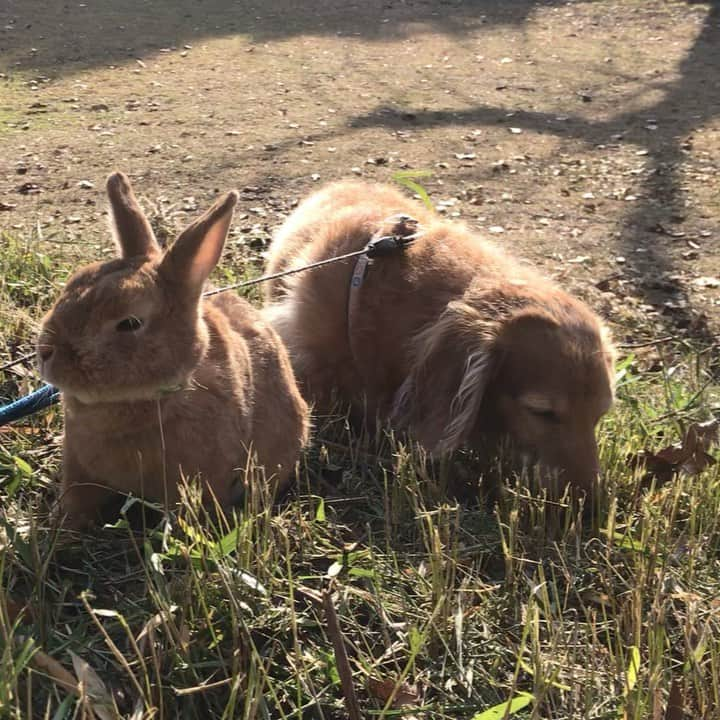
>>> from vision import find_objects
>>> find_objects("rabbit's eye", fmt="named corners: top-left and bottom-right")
top-left (116, 316), bottom-right (143, 332)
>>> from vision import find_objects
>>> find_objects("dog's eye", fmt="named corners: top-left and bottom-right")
top-left (115, 316), bottom-right (143, 332)
top-left (528, 407), bottom-right (559, 422)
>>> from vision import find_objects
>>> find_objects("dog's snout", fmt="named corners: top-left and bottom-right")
top-left (564, 448), bottom-right (601, 494)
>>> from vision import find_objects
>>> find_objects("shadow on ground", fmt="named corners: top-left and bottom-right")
top-left (1, 0), bottom-right (718, 347)
top-left (1, 0), bottom-right (564, 76)
top-left (347, 0), bottom-right (720, 345)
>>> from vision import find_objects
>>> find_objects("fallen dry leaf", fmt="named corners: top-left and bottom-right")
top-left (628, 450), bottom-right (676, 485)
top-left (628, 419), bottom-right (719, 484)
top-left (368, 677), bottom-right (423, 708)
top-left (692, 276), bottom-right (720, 288)
top-left (70, 651), bottom-right (118, 720)
top-left (17, 182), bottom-right (41, 195)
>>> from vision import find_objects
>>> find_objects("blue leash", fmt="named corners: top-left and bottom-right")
top-left (0, 384), bottom-right (60, 426)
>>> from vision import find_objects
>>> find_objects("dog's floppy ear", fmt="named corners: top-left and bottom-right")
top-left (392, 298), bottom-right (565, 454)
top-left (391, 300), bottom-right (499, 453)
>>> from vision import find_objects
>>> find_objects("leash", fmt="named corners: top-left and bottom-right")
top-left (347, 215), bottom-right (420, 386)
top-left (205, 246), bottom-right (383, 297)
top-left (0, 384), bottom-right (60, 426)
top-left (0, 216), bottom-right (422, 426)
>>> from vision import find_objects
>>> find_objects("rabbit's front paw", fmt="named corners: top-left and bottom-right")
top-left (56, 477), bottom-right (113, 531)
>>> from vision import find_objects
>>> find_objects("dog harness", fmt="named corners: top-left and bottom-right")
top-left (346, 215), bottom-right (420, 375)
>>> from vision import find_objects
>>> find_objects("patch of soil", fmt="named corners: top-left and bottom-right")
top-left (1, 0), bottom-right (719, 346)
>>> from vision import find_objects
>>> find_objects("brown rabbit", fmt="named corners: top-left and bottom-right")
top-left (264, 180), bottom-right (615, 495)
top-left (38, 172), bottom-right (309, 528)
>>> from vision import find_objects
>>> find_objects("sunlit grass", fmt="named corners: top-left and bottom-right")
top-left (1, 230), bottom-right (719, 719)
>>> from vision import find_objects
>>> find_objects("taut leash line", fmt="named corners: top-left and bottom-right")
top-left (0, 218), bottom-right (422, 425)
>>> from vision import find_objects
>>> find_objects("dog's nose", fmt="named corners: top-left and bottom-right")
top-left (38, 345), bottom-right (54, 362)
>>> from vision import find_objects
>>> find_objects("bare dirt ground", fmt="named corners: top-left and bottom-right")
top-left (1, 0), bottom-right (719, 347)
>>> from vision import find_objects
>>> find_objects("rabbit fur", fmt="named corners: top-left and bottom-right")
top-left (38, 172), bottom-right (309, 527)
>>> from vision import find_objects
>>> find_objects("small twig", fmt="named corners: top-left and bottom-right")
top-left (0, 351), bottom-right (37, 372)
top-left (618, 333), bottom-right (720, 350)
top-left (594, 272), bottom-right (624, 287)
top-left (618, 335), bottom-right (676, 350)
top-left (323, 584), bottom-right (362, 720)
top-left (295, 584), bottom-right (324, 606)
top-left (174, 677), bottom-right (234, 696)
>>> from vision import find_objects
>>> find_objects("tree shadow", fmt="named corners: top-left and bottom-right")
top-left (347, 1), bottom-right (720, 344)
top-left (0, 0), bottom-right (564, 77)
top-left (609, 0), bottom-right (720, 345)
top-left (2, 0), bottom-right (717, 344)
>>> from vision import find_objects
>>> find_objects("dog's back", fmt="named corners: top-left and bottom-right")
top-left (264, 180), bottom-right (526, 412)
top-left (264, 181), bottom-right (433, 299)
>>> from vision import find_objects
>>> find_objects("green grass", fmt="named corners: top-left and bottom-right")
top-left (1, 232), bottom-right (719, 720)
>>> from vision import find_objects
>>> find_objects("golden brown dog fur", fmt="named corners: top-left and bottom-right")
top-left (264, 180), bottom-right (614, 493)
top-left (39, 173), bottom-right (309, 528)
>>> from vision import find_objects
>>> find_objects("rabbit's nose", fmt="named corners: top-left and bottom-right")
top-left (38, 345), bottom-right (54, 362)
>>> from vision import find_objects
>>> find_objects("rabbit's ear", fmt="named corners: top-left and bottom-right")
top-left (160, 191), bottom-right (238, 296)
top-left (107, 172), bottom-right (160, 258)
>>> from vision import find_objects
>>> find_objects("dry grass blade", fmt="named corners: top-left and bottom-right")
top-left (322, 584), bottom-right (361, 720)
top-left (0, 351), bottom-right (37, 372)
top-left (135, 605), bottom-right (178, 656)
top-left (26, 644), bottom-right (79, 695)
top-left (174, 677), bottom-right (235, 696)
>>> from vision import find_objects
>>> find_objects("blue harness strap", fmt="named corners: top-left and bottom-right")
top-left (0, 384), bottom-right (60, 426)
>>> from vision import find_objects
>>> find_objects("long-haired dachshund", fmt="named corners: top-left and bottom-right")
top-left (264, 180), bottom-right (615, 494)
